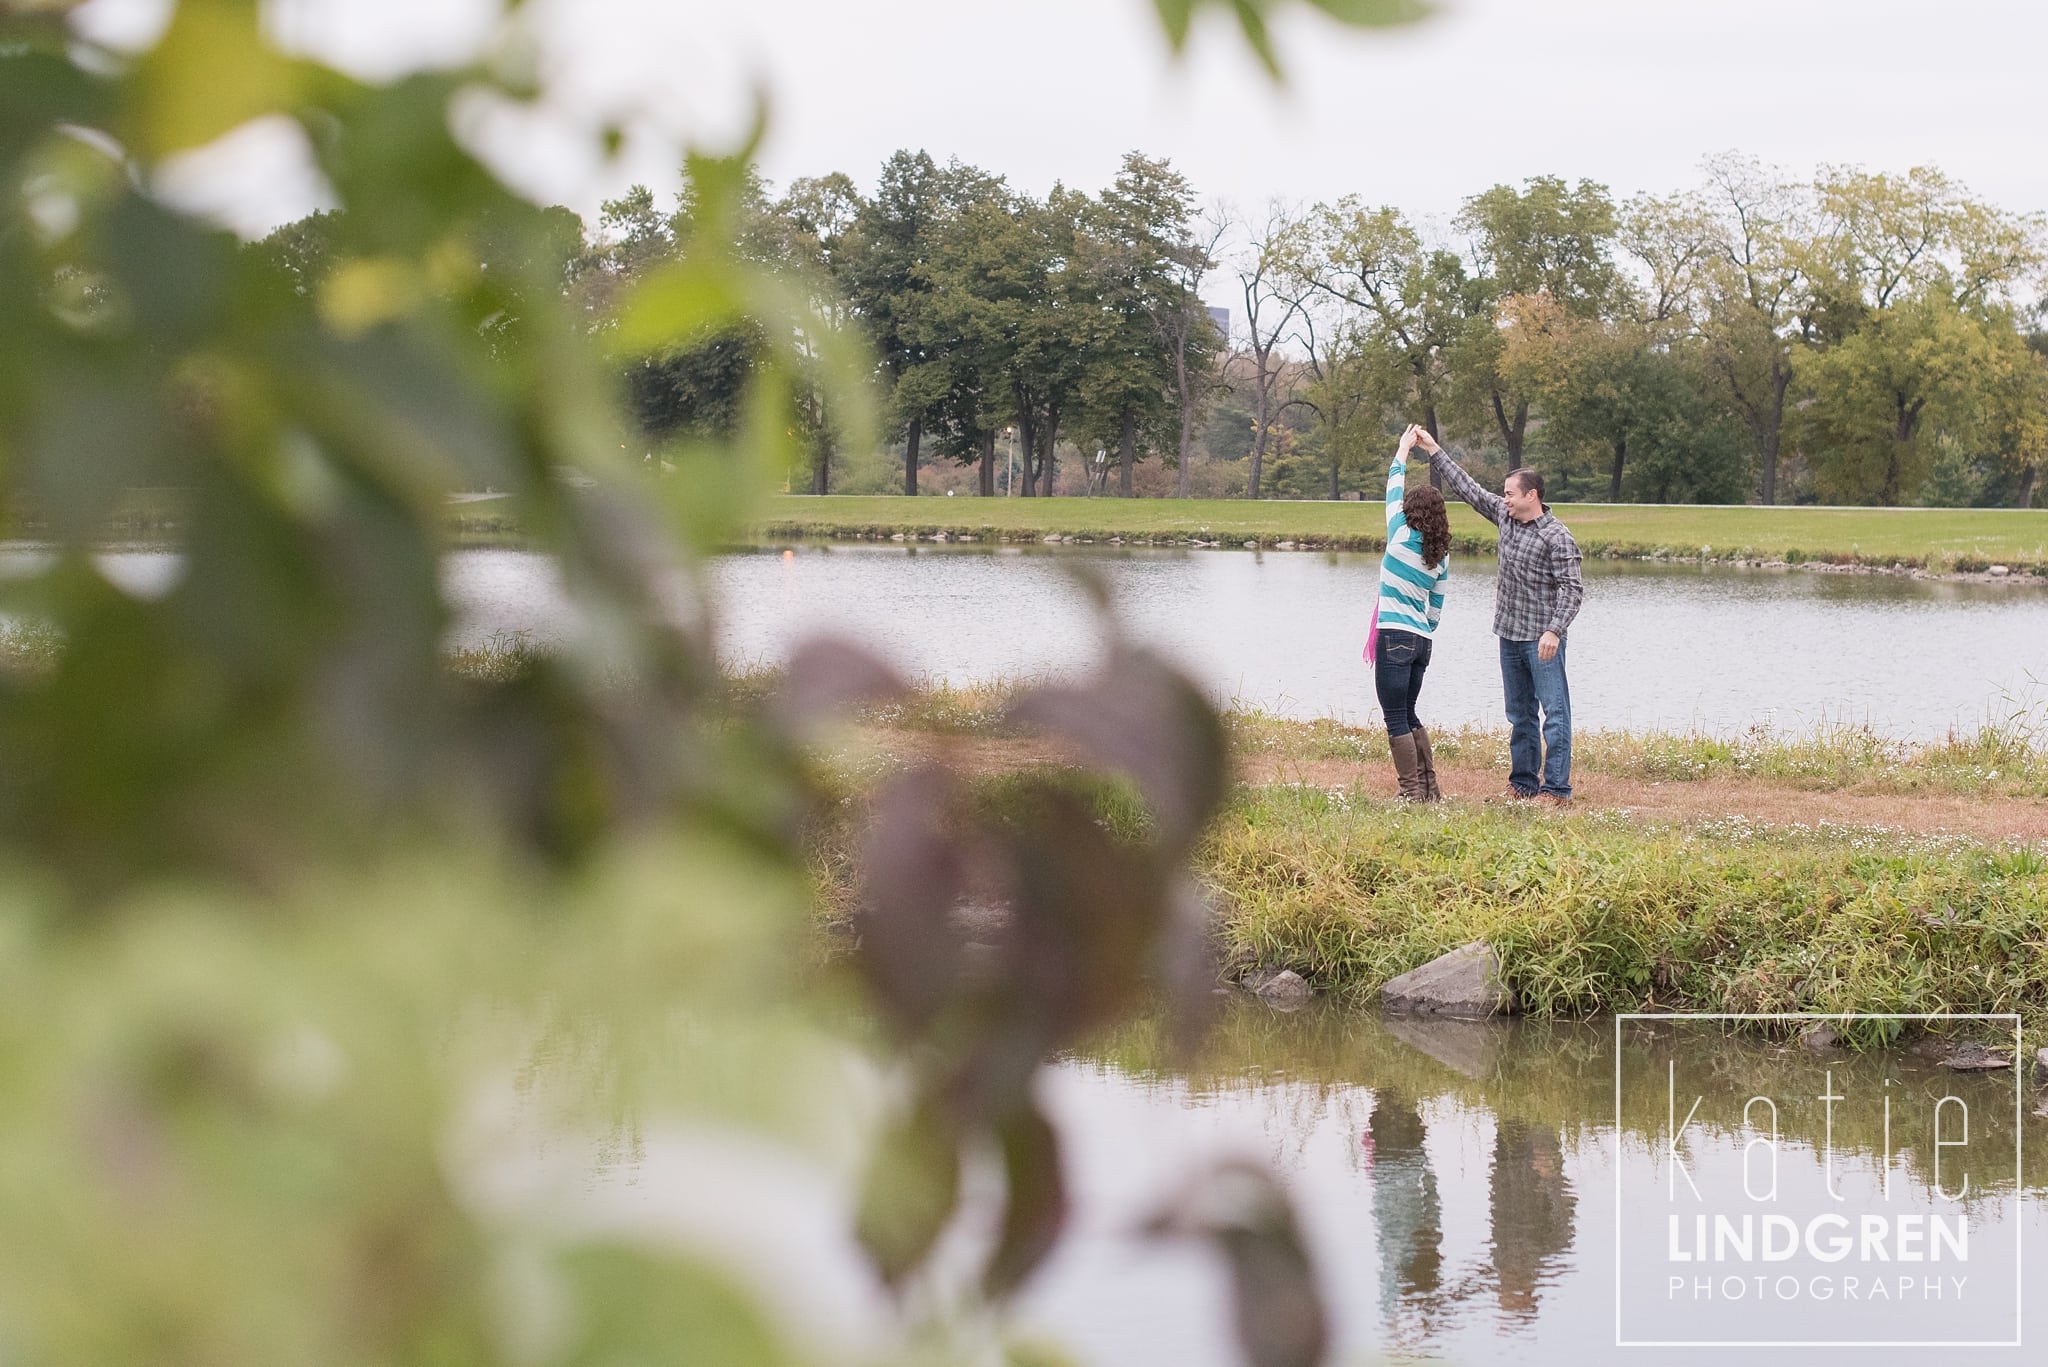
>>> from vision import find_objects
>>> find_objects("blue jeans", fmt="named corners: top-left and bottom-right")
top-left (1373, 629), bottom-right (1431, 737)
top-left (1499, 636), bottom-right (1571, 797)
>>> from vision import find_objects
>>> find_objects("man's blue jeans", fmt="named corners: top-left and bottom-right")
top-left (1499, 636), bottom-right (1571, 798)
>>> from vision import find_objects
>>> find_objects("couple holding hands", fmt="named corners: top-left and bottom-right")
top-left (1371, 425), bottom-right (1584, 806)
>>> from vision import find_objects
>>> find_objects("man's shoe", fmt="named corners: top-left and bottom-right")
top-left (1532, 792), bottom-right (1572, 810)
top-left (1486, 787), bottom-right (1537, 804)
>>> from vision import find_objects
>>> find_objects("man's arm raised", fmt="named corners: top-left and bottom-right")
top-left (1412, 430), bottom-right (1504, 526)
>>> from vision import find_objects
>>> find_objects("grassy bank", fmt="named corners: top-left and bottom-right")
top-left (755, 495), bottom-right (2048, 574)
top-left (793, 677), bottom-right (2048, 1030)
top-left (1204, 786), bottom-right (2047, 1027)
top-left (39, 489), bottom-right (2048, 573)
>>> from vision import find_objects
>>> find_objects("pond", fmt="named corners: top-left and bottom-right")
top-left (533, 998), bottom-right (2042, 1366)
top-left (16, 544), bottom-right (2047, 741)
top-left (1004, 1002), bottom-right (2040, 1365)
top-left (447, 543), bottom-right (2048, 742)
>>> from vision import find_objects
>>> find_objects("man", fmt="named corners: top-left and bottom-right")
top-left (1414, 431), bottom-right (1583, 805)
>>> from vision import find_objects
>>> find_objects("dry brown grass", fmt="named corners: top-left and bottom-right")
top-left (854, 725), bottom-right (2048, 845)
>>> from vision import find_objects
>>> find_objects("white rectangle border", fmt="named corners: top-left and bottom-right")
top-left (1611, 1011), bottom-right (2024, 1349)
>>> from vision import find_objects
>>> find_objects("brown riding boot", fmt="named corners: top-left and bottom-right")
top-left (1388, 732), bottom-right (1426, 801)
top-left (1411, 724), bottom-right (1443, 802)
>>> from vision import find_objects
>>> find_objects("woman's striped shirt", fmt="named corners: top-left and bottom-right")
top-left (1379, 453), bottom-right (1449, 636)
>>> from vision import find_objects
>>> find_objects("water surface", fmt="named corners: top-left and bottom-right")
top-left (687, 545), bottom-right (2048, 740)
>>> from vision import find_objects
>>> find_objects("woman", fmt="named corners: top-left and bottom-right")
top-left (1375, 425), bottom-right (1452, 800)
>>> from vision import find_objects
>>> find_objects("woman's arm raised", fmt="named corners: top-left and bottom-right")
top-left (1386, 425), bottom-right (1420, 533)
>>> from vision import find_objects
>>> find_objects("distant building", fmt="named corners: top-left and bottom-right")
top-left (1206, 305), bottom-right (1230, 340)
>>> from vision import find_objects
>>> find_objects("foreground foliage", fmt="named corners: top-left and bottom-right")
top-left (0, 2), bottom-right (1436, 1365)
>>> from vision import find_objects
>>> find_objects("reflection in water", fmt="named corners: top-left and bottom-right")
top-left (1365, 1089), bottom-right (1444, 1342)
top-left (1362, 1093), bottom-right (1577, 1345)
top-left (1487, 1116), bottom-right (1574, 1320)
top-left (1023, 998), bottom-right (2045, 1367)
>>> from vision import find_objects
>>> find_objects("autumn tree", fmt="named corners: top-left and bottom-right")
top-left (1454, 177), bottom-right (1621, 463)
top-left (1794, 166), bottom-right (2046, 505)
top-left (1501, 295), bottom-right (1748, 503)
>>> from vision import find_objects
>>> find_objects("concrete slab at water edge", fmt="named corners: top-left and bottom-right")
top-left (1380, 941), bottom-right (1513, 1018)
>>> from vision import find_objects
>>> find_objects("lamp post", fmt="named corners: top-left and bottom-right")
top-left (1094, 447), bottom-right (1106, 497)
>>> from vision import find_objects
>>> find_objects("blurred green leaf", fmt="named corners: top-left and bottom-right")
top-left (558, 1246), bottom-right (798, 1367)
top-left (1307, 0), bottom-right (1432, 24)
top-left (609, 258), bottom-right (749, 355)
top-left (1230, 0), bottom-right (1281, 76)
top-left (854, 1091), bottom-right (961, 1287)
top-left (129, 0), bottom-right (306, 159)
top-left (1152, 0), bottom-right (1197, 48)
top-left (1151, 0), bottom-right (1430, 76)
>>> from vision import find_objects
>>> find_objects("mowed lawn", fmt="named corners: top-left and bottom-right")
top-left (756, 495), bottom-right (2048, 565)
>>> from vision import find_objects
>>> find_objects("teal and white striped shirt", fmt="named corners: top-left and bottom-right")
top-left (1378, 454), bottom-right (1448, 636)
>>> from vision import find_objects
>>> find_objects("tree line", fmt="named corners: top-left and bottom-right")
top-left (255, 153), bottom-right (2048, 506)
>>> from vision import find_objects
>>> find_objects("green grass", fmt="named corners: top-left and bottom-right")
top-left (1203, 787), bottom-right (2048, 1027)
top-left (53, 489), bottom-right (2048, 572)
top-left (800, 757), bottom-right (2048, 1031)
top-left (754, 495), bottom-right (2048, 573)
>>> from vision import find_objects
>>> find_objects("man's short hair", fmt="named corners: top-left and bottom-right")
top-left (1507, 467), bottom-right (1545, 501)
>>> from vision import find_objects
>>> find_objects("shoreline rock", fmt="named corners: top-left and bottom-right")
top-left (1242, 966), bottom-right (1313, 1010)
top-left (1381, 942), bottom-right (1512, 1018)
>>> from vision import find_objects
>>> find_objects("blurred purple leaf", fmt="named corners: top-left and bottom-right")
top-left (1143, 1160), bottom-right (1329, 1367)
top-left (983, 1100), bottom-right (1067, 1300)
top-left (854, 765), bottom-right (968, 1037)
top-left (1156, 877), bottom-right (1223, 1054)
top-left (772, 634), bottom-right (910, 733)
top-left (1005, 644), bottom-right (1227, 849)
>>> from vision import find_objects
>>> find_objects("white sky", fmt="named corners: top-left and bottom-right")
top-left (74, 0), bottom-right (2048, 243)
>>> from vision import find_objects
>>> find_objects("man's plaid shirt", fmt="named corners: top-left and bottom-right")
top-left (1429, 450), bottom-right (1584, 642)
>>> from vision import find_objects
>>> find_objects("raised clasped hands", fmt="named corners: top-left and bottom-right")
top-left (1412, 426), bottom-right (1441, 456)
top-left (1397, 423), bottom-right (1420, 455)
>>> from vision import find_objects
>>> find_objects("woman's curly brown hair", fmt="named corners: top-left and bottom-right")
top-left (1402, 484), bottom-right (1451, 569)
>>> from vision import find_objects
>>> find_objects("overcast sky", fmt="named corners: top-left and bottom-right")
top-left (79, 0), bottom-right (2048, 240)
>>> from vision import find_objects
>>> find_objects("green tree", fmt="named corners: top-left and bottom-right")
top-left (895, 161), bottom-right (1017, 494)
top-left (1676, 155), bottom-right (1820, 505)
top-left (1502, 295), bottom-right (1748, 503)
top-left (1292, 200), bottom-right (1478, 485)
top-left (1454, 176), bottom-right (1621, 463)
top-left (925, 183), bottom-right (1097, 497)
top-left (246, 207), bottom-right (343, 297)
top-left (1071, 153), bottom-right (1216, 497)
top-left (1794, 167), bottom-right (2045, 505)
top-left (1295, 327), bottom-right (1391, 499)
top-left (843, 150), bottom-right (947, 494)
